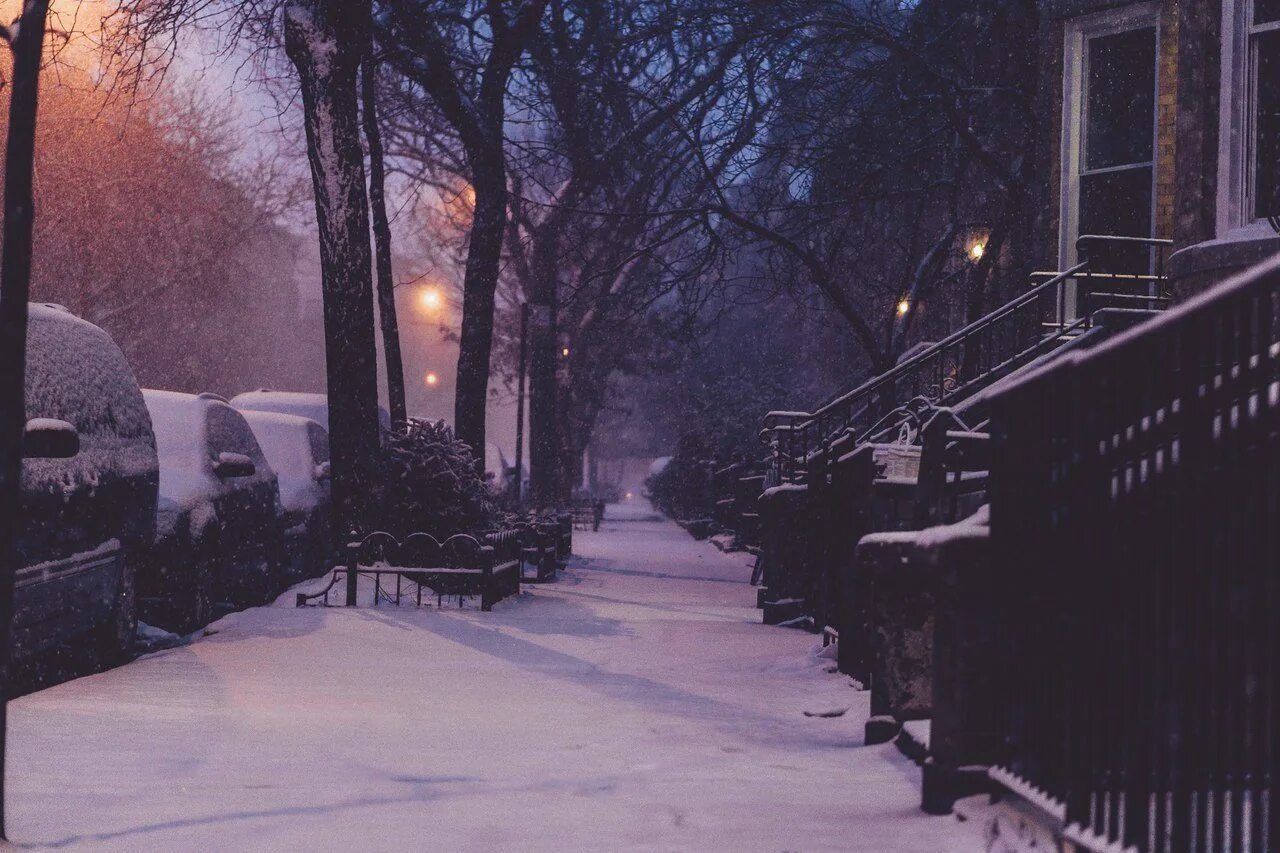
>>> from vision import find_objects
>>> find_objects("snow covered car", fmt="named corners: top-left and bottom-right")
top-left (139, 390), bottom-right (283, 632)
top-left (237, 410), bottom-right (332, 580)
top-left (230, 389), bottom-right (392, 434)
top-left (14, 304), bottom-right (158, 663)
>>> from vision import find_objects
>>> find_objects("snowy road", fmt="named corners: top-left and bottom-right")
top-left (8, 501), bottom-right (973, 851)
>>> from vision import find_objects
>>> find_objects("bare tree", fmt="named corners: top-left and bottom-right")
top-left (0, 0), bottom-right (51, 837)
top-left (281, 0), bottom-right (382, 537)
top-left (691, 0), bottom-right (1043, 374)
top-left (374, 0), bottom-right (550, 461)
top-left (362, 55), bottom-right (407, 425)
top-left (101, 0), bottom-right (388, 536)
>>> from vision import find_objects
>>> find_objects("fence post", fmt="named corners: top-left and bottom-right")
top-left (345, 542), bottom-right (358, 606)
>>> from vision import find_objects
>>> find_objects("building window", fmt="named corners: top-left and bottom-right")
top-left (1220, 0), bottom-right (1280, 231)
top-left (1249, 2), bottom-right (1279, 221)
top-left (1059, 4), bottom-right (1161, 284)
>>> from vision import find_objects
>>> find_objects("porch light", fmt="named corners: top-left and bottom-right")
top-left (896, 298), bottom-right (911, 317)
top-left (562, 346), bottom-right (570, 358)
top-left (968, 241), bottom-right (986, 261)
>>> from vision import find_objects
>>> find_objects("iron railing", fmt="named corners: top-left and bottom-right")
top-left (986, 252), bottom-right (1280, 852)
top-left (762, 236), bottom-right (1172, 482)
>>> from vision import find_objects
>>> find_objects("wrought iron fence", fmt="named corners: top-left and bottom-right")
top-left (986, 253), bottom-right (1280, 852)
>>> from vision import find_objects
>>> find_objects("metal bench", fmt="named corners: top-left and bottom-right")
top-left (568, 499), bottom-right (604, 531)
top-left (514, 522), bottom-right (559, 583)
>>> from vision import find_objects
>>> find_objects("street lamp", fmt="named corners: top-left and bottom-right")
top-left (424, 371), bottom-right (439, 387)
top-left (896, 298), bottom-right (911, 317)
top-left (513, 304), bottom-right (529, 506)
top-left (417, 285), bottom-right (444, 315)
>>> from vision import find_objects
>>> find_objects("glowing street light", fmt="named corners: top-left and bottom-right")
top-left (418, 286), bottom-right (444, 314)
top-left (424, 371), bottom-right (439, 387)
top-left (968, 241), bottom-right (986, 262)
top-left (896, 298), bottom-right (911, 317)
top-left (561, 346), bottom-right (570, 358)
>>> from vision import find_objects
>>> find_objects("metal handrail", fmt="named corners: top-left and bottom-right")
top-left (761, 235), bottom-right (1176, 481)
top-left (762, 261), bottom-right (1088, 436)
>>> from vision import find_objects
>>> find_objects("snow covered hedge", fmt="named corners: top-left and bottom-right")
top-left (376, 419), bottom-right (503, 539)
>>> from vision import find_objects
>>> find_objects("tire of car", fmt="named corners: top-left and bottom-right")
top-left (92, 552), bottom-right (139, 667)
top-left (174, 539), bottom-right (220, 636)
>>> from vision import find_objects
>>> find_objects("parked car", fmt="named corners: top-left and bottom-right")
top-left (238, 410), bottom-right (333, 580)
top-left (13, 304), bottom-right (158, 664)
top-left (229, 390), bottom-right (392, 435)
top-left (139, 390), bottom-right (283, 633)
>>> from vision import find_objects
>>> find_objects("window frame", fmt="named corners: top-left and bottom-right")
top-left (1218, 0), bottom-right (1280, 235)
top-left (1058, 3), bottom-right (1162, 313)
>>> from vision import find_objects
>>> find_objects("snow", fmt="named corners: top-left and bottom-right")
top-left (646, 455), bottom-right (672, 477)
top-left (22, 304), bottom-right (156, 494)
top-left (237, 409), bottom-right (326, 516)
top-left (230, 390), bottom-right (392, 435)
top-left (143, 390), bottom-right (278, 540)
top-left (6, 501), bottom-right (973, 850)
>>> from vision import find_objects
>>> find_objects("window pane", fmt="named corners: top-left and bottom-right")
top-left (1085, 27), bottom-right (1157, 170)
top-left (1080, 166), bottom-right (1154, 272)
top-left (1256, 0), bottom-right (1280, 25)
top-left (1255, 30), bottom-right (1280, 219)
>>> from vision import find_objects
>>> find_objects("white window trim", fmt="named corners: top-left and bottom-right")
top-left (1218, 0), bottom-right (1280, 239)
top-left (1058, 2), bottom-right (1161, 315)
top-left (1059, 3), bottom-right (1162, 269)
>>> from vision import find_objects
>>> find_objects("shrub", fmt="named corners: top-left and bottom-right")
top-left (375, 419), bottom-right (503, 539)
top-left (645, 433), bottom-right (715, 520)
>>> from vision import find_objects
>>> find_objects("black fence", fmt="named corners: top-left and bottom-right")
top-left (986, 254), bottom-right (1280, 851)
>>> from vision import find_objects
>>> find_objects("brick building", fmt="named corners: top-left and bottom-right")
top-left (1036, 0), bottom-right (1278, 295)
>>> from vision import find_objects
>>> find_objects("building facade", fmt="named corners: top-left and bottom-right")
top-left (1037, 0), bottom-right (1279, 294)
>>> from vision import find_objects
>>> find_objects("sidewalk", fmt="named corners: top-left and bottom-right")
top-left (7, 501), bottom-right (974, 851)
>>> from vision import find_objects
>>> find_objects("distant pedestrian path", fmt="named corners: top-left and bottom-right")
top-left (6, 500), bottom-right (974, 850)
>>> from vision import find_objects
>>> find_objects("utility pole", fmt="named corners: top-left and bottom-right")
top-left (0, 0), bottom-right (51, 839)
top-left (513, 303), bottom-right (529, 505)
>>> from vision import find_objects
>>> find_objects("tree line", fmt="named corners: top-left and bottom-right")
top-left (84, 0), bottom-right (1046, 532)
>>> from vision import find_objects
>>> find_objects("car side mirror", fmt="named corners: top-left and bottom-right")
top-left (314, 461), bottom-right (331, 481)
top-left (22, 418), bottom-right (80, 459)
top-left (213, 451), bottom-right (256, 478)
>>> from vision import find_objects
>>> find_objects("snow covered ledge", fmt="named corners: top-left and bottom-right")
top-left (845, 509), bottom-right (999, 815)
top-left (1168, 222), bottom-right (1280, 302)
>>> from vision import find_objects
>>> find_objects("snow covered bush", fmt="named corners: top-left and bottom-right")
top-left (376, 419), bottom-right (503, 538)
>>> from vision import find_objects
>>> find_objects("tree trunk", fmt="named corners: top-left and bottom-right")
top-left (527, 225), bottom-right (562, 507)
top-left (0, 2), bottom-right (50, 837)
top-left (284, 0), bottom-right (381, 539)
top-left (361, 57), bottom-right (407, 426)
top-left (453, 154), bottom-right (506, 464)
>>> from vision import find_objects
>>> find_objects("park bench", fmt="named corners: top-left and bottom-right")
top-left (568, 499), bottom-right (604, 531)
top-left (515, 521), bottom-right (559, 583)
top-left (295, 530), bottom-right (520, 611)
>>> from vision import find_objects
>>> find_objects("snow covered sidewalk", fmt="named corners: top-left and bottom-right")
top-left (7, 501), bottom-right (974, 851)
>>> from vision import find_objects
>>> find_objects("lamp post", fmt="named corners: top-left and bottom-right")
top-left (0, 1), bottom-right (51, 839)
top-left (513, 303), bottom-right (529, 505)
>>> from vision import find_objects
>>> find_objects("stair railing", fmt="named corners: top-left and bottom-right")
top-left (762, 262), bottom-right (1088, 482)
top-left (762, 235), bottom-right (1175, 483)
top-left (985, 249), bottom-right (1279, 853)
